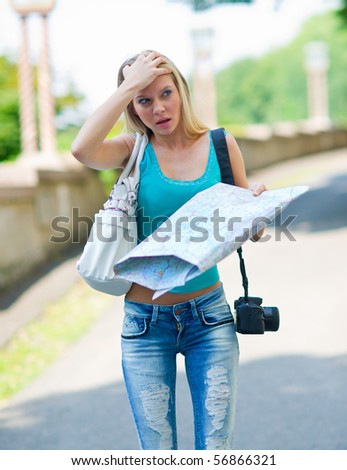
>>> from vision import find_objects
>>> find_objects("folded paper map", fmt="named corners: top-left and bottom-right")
top-left (113, 183), bottom-right (309, 299)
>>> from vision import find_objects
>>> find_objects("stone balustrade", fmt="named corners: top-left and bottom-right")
top-left (0, 154), bottom-right (105, 291)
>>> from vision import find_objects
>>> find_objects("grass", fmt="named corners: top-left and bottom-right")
top-left (0, 280), bottom-right (112, 402)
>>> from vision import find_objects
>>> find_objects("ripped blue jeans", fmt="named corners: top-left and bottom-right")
top-left (121, 284), bottom-right (239, 450)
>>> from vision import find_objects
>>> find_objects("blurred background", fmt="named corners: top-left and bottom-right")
top-left (0, 0), bottom-right (347, 451)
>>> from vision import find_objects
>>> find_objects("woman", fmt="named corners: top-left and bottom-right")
top-left (71, 50), bottom-right (266, 450)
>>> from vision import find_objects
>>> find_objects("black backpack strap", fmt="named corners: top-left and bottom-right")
top-left (211, 128), bottom-right (249, 301)
top-left (211, 128), bottom-right (235, 186)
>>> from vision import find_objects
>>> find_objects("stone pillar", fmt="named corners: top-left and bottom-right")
top-left (18, 14), bottom-right (38, 154)
top-left (191, 27), bottom-right (217, 129)
top-left (38, 13), bottom-right (56, 154)
top-left (304, 41), bottom-right (330, 130)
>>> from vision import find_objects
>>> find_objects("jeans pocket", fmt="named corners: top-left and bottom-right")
top-left (121, 314), bottom-right (149, 339)
top-left (198, 303), bottom-right (234, 327)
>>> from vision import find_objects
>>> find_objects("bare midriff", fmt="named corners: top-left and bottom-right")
top-left (125, 280), bottom-right (221, 305)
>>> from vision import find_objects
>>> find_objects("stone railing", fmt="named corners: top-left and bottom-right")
top-left (237, 123), bottom-right (347, 172)
top-left (0, 153), bottom-right (106, 291)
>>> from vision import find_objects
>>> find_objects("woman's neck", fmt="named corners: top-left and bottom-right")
top-left (151, 130), bottom-right (193, 152)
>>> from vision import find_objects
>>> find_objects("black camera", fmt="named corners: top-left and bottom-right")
top-left (234, 296), bottom-right (280, 334)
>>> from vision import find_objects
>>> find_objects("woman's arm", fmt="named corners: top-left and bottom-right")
top-left (70, 84), bottom-right (138, 170)
top-left (225, 133), bottom-right (249, 189)
top-left (225, 132), bottom-right (267, 242)
top-left (71, 52), bottom-right (169, 170)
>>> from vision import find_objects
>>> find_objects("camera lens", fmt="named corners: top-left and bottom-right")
top-left (263, 306), bottom-right (280, 331)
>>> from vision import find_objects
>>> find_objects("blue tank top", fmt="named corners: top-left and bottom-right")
top-left (137, 130), bottom-right (221, 293)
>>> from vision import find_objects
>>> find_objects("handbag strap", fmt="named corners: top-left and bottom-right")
top-left (211, 128), bottom-right (249, 300)
top-left (117, 132), bottom-right (148, 184)
top-left (132, 133), bottom-right (148, 183)
top-left (103, 133), bottom-right (148, 211)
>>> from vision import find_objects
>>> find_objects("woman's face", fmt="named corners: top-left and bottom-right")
top-left (132, 74), bottom-right (182, 136)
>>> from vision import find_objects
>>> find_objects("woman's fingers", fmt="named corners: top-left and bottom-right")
top-left (122, 52), bottom-right (170, 89)
top-left (249, 182), bottom-right (267, 196)
top-left (140, 52), bottom-right (167, 68)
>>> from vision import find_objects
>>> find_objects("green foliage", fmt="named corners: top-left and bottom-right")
top-left (56, 126), bottom-right (80, 152)
top-left (0, 57), bottom-right (21, 161)
top-left (216, 11), bottom-right (347, 127)
top-left (55, 83), bottom-right (84, 115)
top-left (337, 0), bottom-right (347, 21)
top-left (98, 168), bottom-right (121, 195)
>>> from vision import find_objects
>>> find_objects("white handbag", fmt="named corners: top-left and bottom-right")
top-left (76, 133), bottom-right (148, 295)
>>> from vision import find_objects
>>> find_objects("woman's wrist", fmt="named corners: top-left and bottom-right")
top-left (118, 79), bottom-right (141, 101)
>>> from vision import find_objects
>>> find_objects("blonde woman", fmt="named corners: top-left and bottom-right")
top-left (71, 51), bottom-right (266, 450)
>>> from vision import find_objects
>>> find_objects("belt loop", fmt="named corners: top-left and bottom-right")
top-left (190, 299), bottom-right (198, 319)
top-left (151, 305), bottom-right (159, 325)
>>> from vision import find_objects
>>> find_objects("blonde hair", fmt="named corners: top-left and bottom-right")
top-left (117, 50), bottom-right (209, 139)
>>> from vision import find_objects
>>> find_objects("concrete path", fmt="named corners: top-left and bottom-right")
top-left (0, 148), bottom-right (346, 450)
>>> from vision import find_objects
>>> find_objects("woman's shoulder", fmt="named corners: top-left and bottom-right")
top-left (223, 130), bottom-right (238, 149)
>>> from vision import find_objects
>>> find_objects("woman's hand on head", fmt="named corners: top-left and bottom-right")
top-left (122, 51), bottom-right (170, 92)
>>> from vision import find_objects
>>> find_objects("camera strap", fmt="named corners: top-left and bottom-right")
top-left (211, 128), bottom-right (250, 301)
